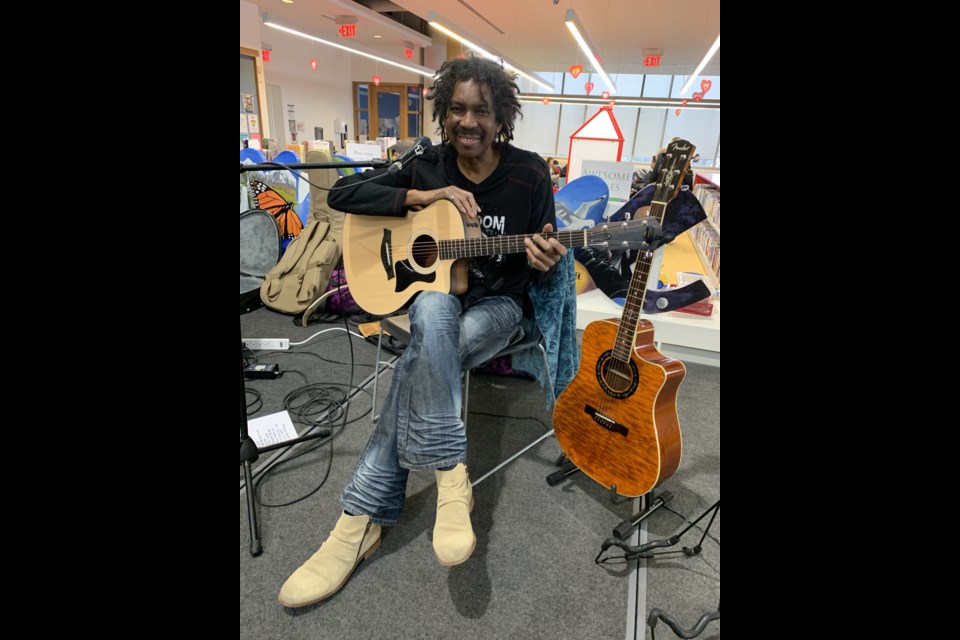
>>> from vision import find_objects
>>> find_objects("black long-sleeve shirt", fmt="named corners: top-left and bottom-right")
top-left (328, 143), bottom-right (557, 305)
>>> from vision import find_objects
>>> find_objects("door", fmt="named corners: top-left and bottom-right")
top-left (353, 83), bottom-right (422, 141)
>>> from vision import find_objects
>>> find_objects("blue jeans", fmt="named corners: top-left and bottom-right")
top-left (341, 291), bottom-right (523, 525)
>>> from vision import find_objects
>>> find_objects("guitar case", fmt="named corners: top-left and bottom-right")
top-left (554, 175), bottom-right (609, 230)
top-left (240, 208), bottom-right (280, 314)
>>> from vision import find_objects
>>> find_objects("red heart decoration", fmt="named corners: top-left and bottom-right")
top-left (569, 64), bottom-right (583, 79)
top-left (601, 91), bottom-right (610, 99)
top-left (542, 97), bottom-right (550, 105)
top-left (682, 99), bottom-right (688, 107)
top-left (700, 79), bottom-right (712, 93)
top-left (675, 108), bottom-right (681, 116)
top-left (584, 81), bottom-right (594, 94)
top-left (693, 92), bottom-right (703, 102)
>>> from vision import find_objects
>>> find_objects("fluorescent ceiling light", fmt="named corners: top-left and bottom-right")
top-left (679, 34), bottom-right (720, 95)
top-left (519, 95), bottom-right (719, 109)
top-left (564, 9), bottom-right (617, 95)
top-left (326, 0), bottom-right (432, 49)
top-left (264, 21), bottom-right (436, 78)
top-left (427, 11), bottom-right (555, 92)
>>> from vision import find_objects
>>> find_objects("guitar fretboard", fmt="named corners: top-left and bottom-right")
top-left (439, 229), bottom-right (589, 259)
top-left (611, 202), bottom-right (665, 363)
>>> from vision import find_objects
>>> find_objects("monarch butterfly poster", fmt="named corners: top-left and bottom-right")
top-left (250, 179), bottom-right (303, 243)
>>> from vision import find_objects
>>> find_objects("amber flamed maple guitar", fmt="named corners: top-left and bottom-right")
top-left (553, 139), bottom-right (696, 497)
top-left (343, 199), bottom-right (656, 315)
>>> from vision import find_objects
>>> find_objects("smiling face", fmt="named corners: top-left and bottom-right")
top-left (443, 80), bottom-right (502, 163)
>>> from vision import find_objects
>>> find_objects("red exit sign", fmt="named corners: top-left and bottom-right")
top-left (338, 24), bottom-right (357, 38)
top-left (644, 55), bottom-right (661, 67)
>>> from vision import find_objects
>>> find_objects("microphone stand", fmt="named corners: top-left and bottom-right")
top-left (239, 157), bottom-right (387, 556)
top-left (241, 160), bottom-right (389, 173)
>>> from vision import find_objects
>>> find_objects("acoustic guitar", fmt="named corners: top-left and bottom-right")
top-left (343, 199), bottom-right (656, 315)
top-left (553, 139), bottom-right (696, 497)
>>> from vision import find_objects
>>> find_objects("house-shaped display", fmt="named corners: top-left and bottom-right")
top-left (565, 106), bottom-right (624, 183)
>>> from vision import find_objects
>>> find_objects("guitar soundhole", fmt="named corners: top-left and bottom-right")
top-left (412, 234), bottom-right (438, 270)
top-left (595, 351), bottom-right (638, 399)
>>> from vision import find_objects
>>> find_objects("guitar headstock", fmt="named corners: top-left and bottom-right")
top-left (585, 219), bottom-right (661, 250)
top-left (654, 138), bottom-right (696, 203)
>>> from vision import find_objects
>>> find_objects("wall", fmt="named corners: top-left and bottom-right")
top-left (240, 0), bottom-right (260, 50)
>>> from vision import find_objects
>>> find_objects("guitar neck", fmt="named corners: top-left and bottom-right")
top-left (609, 138), bottom-right (696, 359)
top-left (612, 201), bottom-right (667, 360)
top-left (439, 228), bottom-right (591, 260)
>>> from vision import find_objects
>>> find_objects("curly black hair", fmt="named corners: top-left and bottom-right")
top-left (426, 56), bottom-right (522, 145)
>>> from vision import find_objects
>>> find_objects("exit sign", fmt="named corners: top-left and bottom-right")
top-left (644, 56), bottom-right (661, 67)
top-left (338, 24), bottom-right (356, 38)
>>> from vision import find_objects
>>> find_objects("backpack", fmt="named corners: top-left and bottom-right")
top-left (325, 268), bottom-right (360, 314)
top-left (259, 150), bottom-right (344, 317)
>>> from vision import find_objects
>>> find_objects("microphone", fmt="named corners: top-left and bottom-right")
top-left (388, 137), bottom-right (432, 173)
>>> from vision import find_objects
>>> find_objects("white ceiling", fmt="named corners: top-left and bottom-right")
top-left (254, 0), bottom-right (720, 82)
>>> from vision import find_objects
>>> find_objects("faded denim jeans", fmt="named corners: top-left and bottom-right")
top-left (341, 291), bottom-right (522, 525)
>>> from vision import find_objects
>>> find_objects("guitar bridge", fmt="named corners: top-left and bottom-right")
top-left (380, 229), bottom-right (395, 280)
top-left (584, 405), bottom-right (628, 436)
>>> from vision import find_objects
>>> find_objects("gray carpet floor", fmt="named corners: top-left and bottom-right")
top-left (240, 305), bottom-right (719, 639)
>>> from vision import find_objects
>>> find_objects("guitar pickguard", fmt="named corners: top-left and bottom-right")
top-left (595, 350), bottom-right (639, 399)
top-left (394, 259), bottom-right (436, 292)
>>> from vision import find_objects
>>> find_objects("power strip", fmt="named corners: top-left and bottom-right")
top-left (243, 338), bottom-right (290, 350)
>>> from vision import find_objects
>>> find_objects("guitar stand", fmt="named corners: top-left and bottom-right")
top-left (545, 454), bottom-right (671, 531)
top-left (545, 453), bottom-right (622, 494)
top-left (597, 500), bottom-right (721, 639)
top-left (613, 490), bottom-right (672, 538)
top-left (647, 600), bottom-right (720, 640)
top-left (545, 452), bottom-right (579, 486)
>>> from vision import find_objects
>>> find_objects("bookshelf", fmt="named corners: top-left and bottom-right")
top-left (691, 173), bottom-right (720, 295)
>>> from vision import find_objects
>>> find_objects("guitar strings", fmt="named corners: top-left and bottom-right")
top-left (382, 229), bottom-right (575, 261)
top-left (596, 195), bottom-right (664, 419)
top-left (381, 220), bottom-right (645, 262)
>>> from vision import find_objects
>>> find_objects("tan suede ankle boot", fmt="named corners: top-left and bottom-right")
top-left (433, 464), bottom-right (476, 566)
top-left (278, 513), bottom-right (381, 608)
